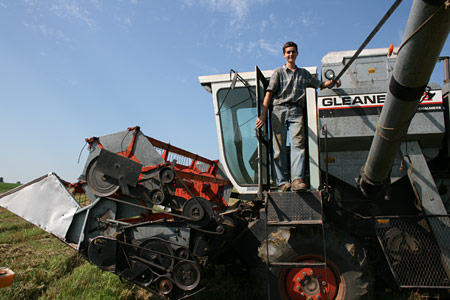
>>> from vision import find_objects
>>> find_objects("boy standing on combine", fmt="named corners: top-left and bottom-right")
top-left (256, 41), bottom-right (340, 192)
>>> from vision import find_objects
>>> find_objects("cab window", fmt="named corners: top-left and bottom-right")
top-left (217, 87), bottom-right (258, 185)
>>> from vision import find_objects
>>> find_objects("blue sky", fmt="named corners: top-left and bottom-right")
top-left (1, 0), bottom-right (449, 183)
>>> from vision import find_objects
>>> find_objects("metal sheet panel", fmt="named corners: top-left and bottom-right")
top-left (400, 142), bottom-right (450, 276)
top-left (0, 173), bottom-right (80, 240)
top-left (306, 87), bottom-right (320, 190)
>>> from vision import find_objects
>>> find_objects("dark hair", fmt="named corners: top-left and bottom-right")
top-left (283, 41), bottom-right (298, 53)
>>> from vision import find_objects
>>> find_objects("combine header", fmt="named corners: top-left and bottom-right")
top-left (0, 127), bottom-right (246, 299)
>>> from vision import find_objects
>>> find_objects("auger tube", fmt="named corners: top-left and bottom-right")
top-left (359, 0), bottom-right (450, 196)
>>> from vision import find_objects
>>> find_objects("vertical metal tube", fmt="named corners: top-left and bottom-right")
top-left (322, 125), bottom-right (329, 194)
top-left (442, 56), bottom-right (450, 83)
top-left (360, 0), bottom-right (450, 193)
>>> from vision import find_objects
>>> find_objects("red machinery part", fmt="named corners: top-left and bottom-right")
top-left (281, 258), bottom-right (338, 300)
top-left (85, 127), bottom-right (229, 206)
top-left (146, 135), bottom-right (229, 209)
top-left (0, 268), bottom-right (15, 288)
top-left (81, 127), bottom-right (231, 222)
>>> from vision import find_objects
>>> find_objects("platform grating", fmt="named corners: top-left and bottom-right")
top-left (375, 216), bottom-right (450, 288)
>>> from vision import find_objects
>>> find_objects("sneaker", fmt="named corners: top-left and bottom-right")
top-left (279, 182), bottom-right (291, 192)
top-left (291, 179), bottom-right (307, 192)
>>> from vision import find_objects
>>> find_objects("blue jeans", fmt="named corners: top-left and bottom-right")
top-left (271, 105), bottom-right (305, 186)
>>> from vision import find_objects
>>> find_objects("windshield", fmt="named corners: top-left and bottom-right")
top-left (217, 86), bottom-right (259, 186)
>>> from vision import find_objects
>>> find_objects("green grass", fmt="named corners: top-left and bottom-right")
top-left (39, 263), bottom-right (140, 300)
top-left (0, 182), bottom-right (152, 300)
top-left (0, 182), bottom-right (436, 300)
top-left (0, 182), bottom-right (20, 194)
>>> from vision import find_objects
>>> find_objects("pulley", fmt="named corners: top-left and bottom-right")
top-left (150, 189), bottom-right (165, 205)
top-left (156, 276), bottom-right (174, 295)
top-left (159, 167), bottom-right (175, 184)
top-left (172, 261), bottom-right (201, 291)
top-left (88, 237), bottom-right (116, 269)
top-left (182, 197), bottom-right (214, 228)
top-left (139, 238), bottom-right (175, 271)
top-left (86, 158), bottom-right (120, 197)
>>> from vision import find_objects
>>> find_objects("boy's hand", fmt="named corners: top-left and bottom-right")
top-left (256, 114), bottom-right (266, 128)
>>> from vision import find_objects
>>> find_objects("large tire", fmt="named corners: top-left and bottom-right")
top-left (259, 225), bottom-right (373, 300)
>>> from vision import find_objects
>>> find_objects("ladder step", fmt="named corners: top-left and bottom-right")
top-left (266, 191), bottom-right (322, 223)
top-left (269, 262), bottom-right (327, 268)
top-left (267, 220), bottom-right (323, 226)
top-left (263, 192), bottom-right (328, 274)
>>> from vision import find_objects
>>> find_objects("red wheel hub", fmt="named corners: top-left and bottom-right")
top-left (280, 258), bottom-right (338, 300)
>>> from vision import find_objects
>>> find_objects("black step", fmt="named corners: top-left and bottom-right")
top-left (266, 191), bottom-right (322, 224)
top-left (269, 261), bottom-right (327, 268)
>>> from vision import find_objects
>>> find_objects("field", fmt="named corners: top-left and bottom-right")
top-left (0, 182), bottom-right (427, 300)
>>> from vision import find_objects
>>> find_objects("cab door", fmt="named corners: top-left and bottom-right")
top-left (201, 68), bottom-right (274, 196)
top-left (255, 66), bottom-right (271, 193)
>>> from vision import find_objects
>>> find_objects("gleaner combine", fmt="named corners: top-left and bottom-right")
top-left (1, 0), bottom-right (450, 299)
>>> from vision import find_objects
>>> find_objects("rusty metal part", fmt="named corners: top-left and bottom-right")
top-left (156, 276), bottom-right (174, 295)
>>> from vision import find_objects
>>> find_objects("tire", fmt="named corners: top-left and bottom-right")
top-left (260, 225), bottom-right (373, 300)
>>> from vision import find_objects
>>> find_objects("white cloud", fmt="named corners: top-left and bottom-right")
top-left (260, 20), bottom-right (268, 34)
top-left (235, 42), bottom-right (244, 53)
top-left (115, 15), bottom-right (133, 26)
top-left (183, 0), bottom-right (269, 28)
top-left (268, 13), bottom-right (277, 26)
top-left (50, 0), bottom-right (96, 28)
top-left (248, 41), bottom-right (258, 52)
top-left (226, 39), bottom-right (279, 58)
top-left (153, 15), bottom-right (171, 23)
top-left (258, 38), bottom-right (279, 55)
top-left (89, 0), bottom-right (102, 10)
top-left (290, 10), bottom-right (317, 28)
top-left (40, 24), bottom-right (70, 41)
top-left (22, 1), bottom-right (99, 43)
top-left (24, 21), bottom-right (70, 41)
top-left (124, 17), bottom-right (132, 25)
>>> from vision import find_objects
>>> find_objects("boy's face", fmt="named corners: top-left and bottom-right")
top-left (283, 46), bottom-right (298, 64)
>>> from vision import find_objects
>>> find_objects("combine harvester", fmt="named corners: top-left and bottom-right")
top-left (1, 0), bottom-right (450, 299)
